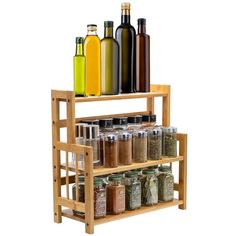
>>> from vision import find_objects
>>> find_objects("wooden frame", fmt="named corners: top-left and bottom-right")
top-left (51, 84), bottom-right (187, 234)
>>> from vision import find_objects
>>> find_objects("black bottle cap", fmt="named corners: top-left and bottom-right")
top-left (99, 119), bottom-right (113, 129)
top-left (87, 24), bottom-right (97, 27)
top-left (81, 120), bottom-right (99, 125)
top-left (104, 21), bottom-right (113, 27)
top-left (142, 115), bottom-right (151, 122)
top-left (75, 37), bottom-right (84, 44)
top-left (113, 117), bottom-right (128, 125)
top-left (150, 115), bottom-right (156, 122)
top-left (138, 18), bottom-right (146, 25)
top-left (128, 115), bottom-right (142, 124)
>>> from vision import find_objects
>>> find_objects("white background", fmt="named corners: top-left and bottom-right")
top-left (0, 0), bottom-right (236, 235)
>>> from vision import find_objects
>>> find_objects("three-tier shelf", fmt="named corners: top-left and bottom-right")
top-left (51, 84), bottom-right (187, 234)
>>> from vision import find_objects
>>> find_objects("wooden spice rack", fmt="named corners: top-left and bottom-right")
top-left (51, 84), bottom-right (187, 234)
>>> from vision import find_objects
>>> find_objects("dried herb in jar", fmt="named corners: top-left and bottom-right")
top-left (147, 128), bottom-right (162, 160)
top-left (94, 178), bottom-right (106, 218)
top-left (162, 127), bottom-right (177, 157)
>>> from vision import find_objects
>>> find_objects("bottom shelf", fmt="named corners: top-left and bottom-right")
top-left (62, 199), bottom-right (183, 225)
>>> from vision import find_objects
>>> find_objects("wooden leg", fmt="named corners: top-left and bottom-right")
top-left (51, 91), bottom-right (62, 223)
top-left (84, 147), bottom-right (94, 234)
top-left (178, 133), bottom-right (187, 210)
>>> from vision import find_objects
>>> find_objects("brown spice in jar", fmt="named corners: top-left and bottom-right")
top-left (118, 132), bottom-right (132, 165)
top-left (104, 134), bottom-right (118, 168)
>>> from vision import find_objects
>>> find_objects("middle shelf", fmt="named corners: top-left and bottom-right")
top-left (61, 156), bottom-right (183, 176)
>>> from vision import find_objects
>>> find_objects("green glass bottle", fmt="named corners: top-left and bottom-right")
top-left (74, 37), bottom-right (85, 96)
top-left (116, 2), bottom-right (136, 93)
top-left (101, 21), bottom-right (119, 95)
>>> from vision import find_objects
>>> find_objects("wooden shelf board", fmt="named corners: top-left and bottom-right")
top-left (62, 199), bottom-right (183, 225)
top-left (74, 91), bottom-right (168, 103)
top-left (61, 156), bottom-right (183, 176)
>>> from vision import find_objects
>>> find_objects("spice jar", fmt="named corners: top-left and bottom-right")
top-left (81, 119), bottom-right (99, 125)
top-left (113, 117), bottom-right (128, 131)
top-left (104, 133), bottom-right (119, 168)
top-left (158, 165), bottom-right (174, 202)
top-left (99, 133), bottom-right (104, 166)
top-left (83, 125), bottom-right (101, 168)
top-left (94, 177), bottom-right (107, 218)
top-left (162, 127), bottom-right (177, 157)
top-left (140, 169), bottom-right (158, 205)
top-left (107, 174), bottom-right (125, 214)
top-left (132, 130), bottom-right (147, 163)
top-left (99, 118), bottom-right (113, 133)
top-left (124, 171), bottom-right (141, 210)
top-left (142, 114), bottom-right (157, 128)
top-left (147, 127), bottom-right (162, 160)
top-left (72, 176), bottom-right (85, 215)
top-left (118, 132), bottom-right (132, 165)
top-left (127, 115), bottom-right (142, 130)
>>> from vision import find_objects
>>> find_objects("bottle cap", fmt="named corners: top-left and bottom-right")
top-left (81, 120), bottom-right (99, 125)
top-left (83, 125), bottom-right (99, 139)
top-left (94, 177), bottom-right (103, 186)
top-left (108, 174), bottom-right (122, 181)
top-left (76, 37), bottom-right (84, 44)
top-left (138, 18), bottom-right (146, 25)
top-left (159, 165), bottom-right (171, 172)
top-left (121, 2), bottom-right (130, 10)
top-left (142, 115), bottom-right (151, 122)
top-left (87, 24), bottom-right (97, 31)
top-left (104, 21), bottom-right (113, 27)
top-left (113, 117), bottom-right (128, 125)
top-left (134, 130), bottom-right (147, 138)
top-left (142, 169), bottom-right (155, 175)
top-left (128, 115), bottom-right (142, 124)
top-left (148, 127), bottom-right (162, 136)
top-left (118, 132), bottom-right (132, 140)
top-left (99, 119), bottom-right (113, 129)
top-left (150, 115), bottom-right (156, 122)
top-left (105, 133), bottom-right (118, 142)
top-left (125, 171), bottom-right (138, 178)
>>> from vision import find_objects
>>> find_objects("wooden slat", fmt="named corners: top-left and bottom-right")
top-left (62, 209), bottom-right (85, 223)
top-left (51, 90), bottom-right (62, 223)
top-left (61, 156), bottom-right (184, 176)
top-left (84, 147), bottom-right (94, 234)
top-left (51, 90), bottom-right (68, 100)
top-left (66, 151), bottom-right (69, 199)
top-left (95, 199), bottom-right (183, 225)
top-left (58, 197), bottom-right (85, 212)
top-left (56, 142), bottom-right (86, 155)
top-left (174, 183), bottom-right (179, 191)
top-left (61, 175), bottom-right (75, 185)
top-left (75, 153), bottom-right (79, 202)
top-left (178, 133), bottom-right (187, 210)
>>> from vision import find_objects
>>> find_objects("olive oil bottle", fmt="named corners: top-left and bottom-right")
top-left (74, 37), bottom-right (85, 96)
top-left (101, 21), bottom-right (119, 95)
top-left (136, 18), bottom-right (150, 92)
top-left (84, 24), bottom-right (101, 96)
top-left (115, 2), bottom-right (136, 93)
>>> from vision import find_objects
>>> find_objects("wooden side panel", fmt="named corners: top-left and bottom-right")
top-left (177, 133), bottom-right (188, 209)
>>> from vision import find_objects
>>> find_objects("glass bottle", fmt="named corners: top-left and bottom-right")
top-left (162, 127), bottom-right (177, 157)
top-left (113, 117), bottom-right (128, 131)
top-left (124, 171), bottom-right (141, 210)
top-left (83, 125), bottom-right (101, 168)
top-left (101, 21), bottom-right (119, 95)
top-left (94, 177), bottom-right (107, 218)
top-left (74, 37), bottom-right (86, 96)
top-left (118, 131), bottom-right (132, 165)
top-left (136, 18), bottom-right (150, 92)
top-left (132, 130), bottom-right (147, 163)
top-left (107, 175), bottom-right (125, 214)
top-left (84, 24), bottom-right (101, 96)
top-left (140, 169), bottom-right (158, 206)
top-left (158, 165), bottom-right (174, 202)
top-left (115, 2), bottom-right (136, 93)
top-left (147, 127), bottom-right (162, 160)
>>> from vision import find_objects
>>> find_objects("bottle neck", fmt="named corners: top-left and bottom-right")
top-left (87, 30), bottom-right (97, 36)
top-left (104, 27), bottom-right (113, 38)
top-left (121, 10), bottom-right (130, 24)
top-left (76, 43), bottom-right (83, 56)
top-left (138, 24), bottom-right (146, 34)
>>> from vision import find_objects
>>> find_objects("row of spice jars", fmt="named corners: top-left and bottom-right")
top-left (72, 165), bottom-right (174, 218)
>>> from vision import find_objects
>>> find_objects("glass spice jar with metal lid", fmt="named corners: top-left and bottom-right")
top-left (140, 169), bottom-right (158, 206)
top-left (142, 114), bottom-right (157, 128)
top-left (162, 126), bottom-right (177, 157)
top-left (94, 177), bottom-right (107, 218)
top-left (132, 129), bottom-right (147, 163)
top-left (158, 165), bottom-right (174, 202)
top-left (124, 171), bottom-right (141, 210)
top-left (118, 131), bottom-right (132, 165)
top-left (107, 174), bottom-right (125, 214)
top-left (72, 175), bottom-right (85, 215)
top-left (127, 115), bottom-right (142, 130)
top-left (83, 125), bottom-right (101, 168)
top-left (113, 117), bottom-right (128, 131)
top-left (104, 133), bottom-right (119, 168)
top-left (147, 127), bottom-right (162, 160)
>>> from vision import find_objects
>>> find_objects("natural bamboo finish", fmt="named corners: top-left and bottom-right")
top-left (51, 85), bottom-right (188, 234)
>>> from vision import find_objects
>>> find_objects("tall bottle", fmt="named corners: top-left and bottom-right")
top-left (74, 37), bottom-right (86, 96)
top-left (116, 2), bottom-right (136, 93)
top-left (101, 21), bottom-right (119, 95)
top-left (136, 18), bottom-right (150, 92)
top-left (84, 24), bottom-right (101, 96)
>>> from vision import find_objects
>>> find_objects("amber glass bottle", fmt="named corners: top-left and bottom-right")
top-left (115, 2), bottom-right (136, 93)
top-left (101, 21), bottom-right (119, 95)
top-left (136, 18), bottom-right (150, 92)
top-left (84, 24), bottom-right (101, 96)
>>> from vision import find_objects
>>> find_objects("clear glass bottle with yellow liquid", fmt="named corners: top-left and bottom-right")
top-left (84, 24), bottom-right (101, 96)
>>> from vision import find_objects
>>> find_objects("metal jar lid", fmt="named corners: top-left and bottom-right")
top-left (81, 119), bottom-right (99, 125)
top-left (99, 118), bottom-right (113, 129)
top-left (159, 165), bottom-right (171, 172)
top-left (134, 130), bottom-right (147, 138)
top-left (113, 117), bottom-right (128, 126)
top-left (105, 133), bottom-right (118, 142)
top-left (148, 127), bottom-right (162, 136)
top-left (142, 169), bottom-right (155, 176)
top-left (118, 132), bottom-right (132, 140)
top-left (83, 125), bottom-right (99, 139)
top-left (128, 115), bottom-right (142, 124)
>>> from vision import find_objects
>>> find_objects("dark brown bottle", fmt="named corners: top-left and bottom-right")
top-left (136, 18), bottom-right (150, 92)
